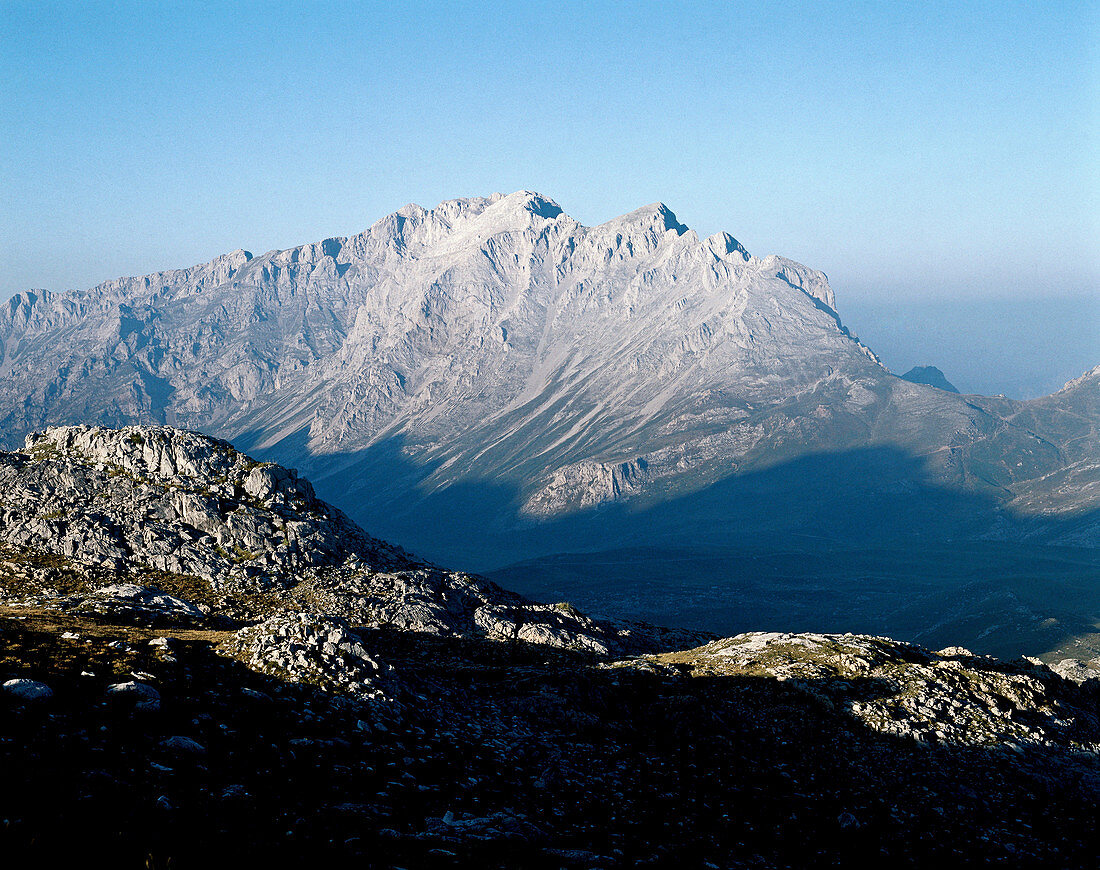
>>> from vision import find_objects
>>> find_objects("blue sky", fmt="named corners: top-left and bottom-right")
top-left (1, 1), bottom-right (1096, 396)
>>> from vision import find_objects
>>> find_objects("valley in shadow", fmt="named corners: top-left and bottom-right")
top-left (233, 430), bottom-right (1100, 662)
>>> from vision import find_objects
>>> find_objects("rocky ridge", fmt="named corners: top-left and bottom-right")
top-left (628, 631), bottom-right (1100, 750)
top-left (0, 425), bottom-right (706, 656)
top-left (2, 423), bottom-right (402, 586)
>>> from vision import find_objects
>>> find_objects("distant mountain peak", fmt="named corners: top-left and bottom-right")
top-left (607, 201), bottom-right (688, 235)
top-left (1057, 363), bottom-right (1100, 393)
top-left (413, 190), bottom-right (565, 225)
top-left (705, 231), bottom-right (750, 259)
top-left (492, 189), bottom-right (564, 219)
top-left (900, 365), bottom-right (960, 393)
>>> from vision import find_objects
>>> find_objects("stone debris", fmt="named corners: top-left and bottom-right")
top-left (94, 583), bottom-right (204, 617)
top-left (21, 583), bottom-right (211, 627)
top-left (3, 591), bottom-right (1100, 866)
top-left (421, 810), bottom-right (547, 845)
top-left (159, 736), bottom-right (207, 758)
top-left (223, 613), bottom-right (397, 702)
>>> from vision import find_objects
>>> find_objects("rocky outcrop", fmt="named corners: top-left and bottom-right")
top-left (0, 424), bottom-right (409, 591)
top-left (629, 631), bottom-right (1100, 751)
top-left (223, 613), bottom-right (397, 702)
top-left (522, 458), bottom-right (654, 516)
top-left (0, 425), bottom-right (706, 656)
top-left (50, 582), bottom-right (208, 626)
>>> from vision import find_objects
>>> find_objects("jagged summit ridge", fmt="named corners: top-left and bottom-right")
top-left (0, 190), bottom-right (826, 336)
top-left (0, 189), bottom-right (873, 480)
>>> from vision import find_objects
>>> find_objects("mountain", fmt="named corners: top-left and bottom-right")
top-left (900, 365), bottom-right (960, 392)
top-left (2, 425), bottom-right (1099, 867)
top-left (1, 191), bottom-right (1097, 654)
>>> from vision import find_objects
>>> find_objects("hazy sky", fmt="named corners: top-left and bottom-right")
top-left (2, 1), bottom-right (1096, 397)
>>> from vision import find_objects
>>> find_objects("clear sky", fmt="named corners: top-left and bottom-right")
top-left (1, 1), bottom-right (1096, 397)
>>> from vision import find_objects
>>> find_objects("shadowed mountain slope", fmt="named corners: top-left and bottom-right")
top-left (2, 425), bottom-right (1100, 866)
top-left (900, 365), bottom-right (959, 393)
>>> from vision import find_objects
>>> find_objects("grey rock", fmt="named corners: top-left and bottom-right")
top-left (92, 584), bottom-right (204, 618)
top-left (0, 425), bottom-right (416, 600)
top-left (620, 631), bottom-right (1100, 752)
top-left (106, 680), bottom-right (161, 712)
top-left (425, 810), bottom-right (547, 844)
top-left (2, 678), bottom-right (53, 702)
top-left (223, 613), bottom-right (398, 700)
top-left (159, 735), bottom-right (207, 757)
top-left (1051, 658), bottom-right (1100, 685)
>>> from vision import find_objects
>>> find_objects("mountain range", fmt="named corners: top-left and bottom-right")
top-left (1, 191), bottom-right (1097, 658)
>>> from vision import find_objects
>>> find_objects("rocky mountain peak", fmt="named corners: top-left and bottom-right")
top-left (420, 190), bottom-right (564, 230)
top-left (705, 230), bottom-right (751, 260)
top-left (0, 192), bottom-right (1095, 616)
top-left (602, 201), bottom-right (688, 237)
top-left (491, 189), bottom-right (565, 220)
top-left (1058, 363), bottom-right (1100, 393)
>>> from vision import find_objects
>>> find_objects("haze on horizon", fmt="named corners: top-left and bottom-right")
top-left (1, 1), bottom-right (1096, 398)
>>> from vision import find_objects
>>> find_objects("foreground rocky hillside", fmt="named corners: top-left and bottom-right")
top-left (0, 425), bottom-right (704, 656)
top-left (2, 426), bottom-right (1100, 866)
